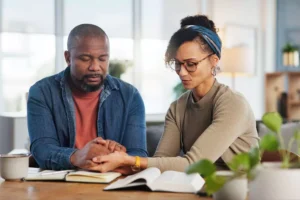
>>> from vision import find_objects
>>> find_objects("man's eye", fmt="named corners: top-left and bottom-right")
top-left (79, 56), bottom-right (91, 61)
top-left (99, 58), bottom-right (107, 62)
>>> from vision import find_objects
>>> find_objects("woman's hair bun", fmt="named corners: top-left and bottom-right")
top-left (180, 15), bottom-right (217, 33)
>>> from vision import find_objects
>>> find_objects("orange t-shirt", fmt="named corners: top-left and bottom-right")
top-left (71, 85), bottom-right (101, 149)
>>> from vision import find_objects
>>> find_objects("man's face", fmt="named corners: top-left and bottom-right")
top-left (64, 36), bottom-right (110, 92)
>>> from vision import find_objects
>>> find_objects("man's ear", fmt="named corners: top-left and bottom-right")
top-left (209, 54), bottom-right (219, 67)
top-left (64, 51), bottom-right (71, 66)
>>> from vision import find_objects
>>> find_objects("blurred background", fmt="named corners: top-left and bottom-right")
top-left (2, 0), bottom-right (300, 154)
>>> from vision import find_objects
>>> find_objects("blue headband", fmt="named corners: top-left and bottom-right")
top-left (184, 25), bottom-right (222, 58)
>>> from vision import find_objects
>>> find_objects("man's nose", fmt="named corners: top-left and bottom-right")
top-left (89, 59), bottom-right (102, 71)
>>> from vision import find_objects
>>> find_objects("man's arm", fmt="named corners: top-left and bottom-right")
top-left (27, 84), bottom-right (76, 170)
top-left (121, 89), bottom-right (148, 157)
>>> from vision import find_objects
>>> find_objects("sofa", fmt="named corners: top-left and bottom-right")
top-left (146, 121), bottom-right (300, 158)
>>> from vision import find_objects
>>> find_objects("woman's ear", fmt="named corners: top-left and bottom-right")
top-left (209, 54), bottom-right (219, 68)
top-left (210, 54), bottom-right (219, 67)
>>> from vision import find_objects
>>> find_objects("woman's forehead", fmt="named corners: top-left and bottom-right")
top-left (175, 41), bottom-right (206, 60)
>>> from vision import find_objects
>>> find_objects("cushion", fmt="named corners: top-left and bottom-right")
top-left (259, 122), bottom-right (300, 155)
top-left (146, 124), bottom-right (164, 157)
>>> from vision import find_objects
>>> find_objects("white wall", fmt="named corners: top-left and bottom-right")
top-left (207, 0), bottom-right (277, 119)
top-left (0, 116), bottom-right (28, 154)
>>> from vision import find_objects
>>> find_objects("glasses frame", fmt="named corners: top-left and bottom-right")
top-left (169, 53), bottom-right (214, 73)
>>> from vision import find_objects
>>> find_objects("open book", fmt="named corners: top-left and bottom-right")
top-left (104, 167), bottom-right (204, 193)
top-left (25, 168), bottom-right (121, 183)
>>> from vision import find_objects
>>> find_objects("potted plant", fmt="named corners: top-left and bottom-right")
top-left (282, 43), bottom-right (299, 67)
top-left (173, 82), bottom-right (187, 99)
top-left (109, 59), bottom-right (132, 79)
top-left (248, 112), bottom-right (300, 200)
top-left (186, 112), bottom-right (300, 200)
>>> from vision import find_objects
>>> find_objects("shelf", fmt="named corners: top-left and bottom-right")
top-left (290, 101), bottom-right (300, 106)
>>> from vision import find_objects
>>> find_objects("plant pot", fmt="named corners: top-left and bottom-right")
top-left (249, 162), bottom-right (300, 200)
top-left (212, 171), bottom-right (247, 200)
top-left (283, 51), bottom-right (299, 67)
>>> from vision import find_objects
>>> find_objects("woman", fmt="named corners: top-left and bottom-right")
top-left (93, 15), bottom-right (259, 173)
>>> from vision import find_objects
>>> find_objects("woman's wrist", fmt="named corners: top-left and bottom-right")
top-left (123, 155), bottom-right (136, 166)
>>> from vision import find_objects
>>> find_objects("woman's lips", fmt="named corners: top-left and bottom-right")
top-left (181, 80), bottom-right (191, 84)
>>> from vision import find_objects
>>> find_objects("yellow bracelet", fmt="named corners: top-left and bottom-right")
top-left (131, 156), bottom-right (141, 171)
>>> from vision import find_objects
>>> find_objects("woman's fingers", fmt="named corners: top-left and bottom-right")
top-left (92, 155), bottom-right (108, 163)
top-left (108, 141), bottom-right (117, 152)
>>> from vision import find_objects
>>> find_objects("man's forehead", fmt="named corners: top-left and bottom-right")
top-left (69, 35), bottom-right (109, 50)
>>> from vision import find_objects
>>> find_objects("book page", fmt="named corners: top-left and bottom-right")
top-left (25, 169), bottom-right (74, 181)
top-left (148, 171), bottom-right (205, 193)
top-left (104, 167), bottom-right (161, 190)
top-left (65, 171), bottom-right (121, 183)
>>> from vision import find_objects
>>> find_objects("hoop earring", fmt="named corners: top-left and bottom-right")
top-left (211, 67), bottom-right (217, 76)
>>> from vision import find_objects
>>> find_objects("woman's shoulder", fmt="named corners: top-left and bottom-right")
top-left (214, 83), bottom-right (250, 110)
top-left (171, 90), bottom-right (191, 106)
top-left (167, 90), bottom-right (191, 115)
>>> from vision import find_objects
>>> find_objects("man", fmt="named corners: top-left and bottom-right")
top-left (27, 24), bottom-right (147, 171)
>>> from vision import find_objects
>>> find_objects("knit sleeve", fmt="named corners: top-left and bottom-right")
top-left (148, 93), bottom-right (257, 172)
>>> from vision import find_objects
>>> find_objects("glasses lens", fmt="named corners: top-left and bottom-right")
top-left (175, 62), bottom-right (181, 72)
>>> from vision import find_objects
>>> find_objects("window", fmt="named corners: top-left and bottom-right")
top-left (140, 0), bottom-right (201, 114)
top-left (0, 0), bottom-right (55, 113)
top-left (0, 0), bottom-right (202, 116)
top-left (63, 0), bottom-right (134, 83)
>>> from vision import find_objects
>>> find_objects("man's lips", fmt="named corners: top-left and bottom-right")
top-left (86, 77), bottom-right (100, 82)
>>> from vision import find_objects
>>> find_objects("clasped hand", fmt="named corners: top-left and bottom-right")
top-left (70, 137), bottom-right (127, 172)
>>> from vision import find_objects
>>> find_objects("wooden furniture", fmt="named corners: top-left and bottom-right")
top-left (0, 178), bottom-right (211, 200)
top-left (265, 72), bottom-right (300, 120)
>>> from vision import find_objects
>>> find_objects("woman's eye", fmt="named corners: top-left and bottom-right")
top-left (186, 62), bottom-right (195, 67)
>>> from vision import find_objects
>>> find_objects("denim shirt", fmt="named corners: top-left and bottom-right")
top-left (27, 67), bottom-right (148, 170)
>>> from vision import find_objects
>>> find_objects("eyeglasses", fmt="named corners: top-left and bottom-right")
top-left (168, 53), bottom-right (214, 73)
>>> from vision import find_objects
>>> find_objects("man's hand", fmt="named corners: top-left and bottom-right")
top-left (70, 137), bottom-right (111, 170)
top-left (95, 138), bottom-right (127, 153)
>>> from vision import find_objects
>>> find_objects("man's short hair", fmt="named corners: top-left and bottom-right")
top-left (67, 24), bottom-right (108, 50)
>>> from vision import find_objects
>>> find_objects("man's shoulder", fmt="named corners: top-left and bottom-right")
top-left (31, 74), bottom-right (59, 90)
top-left (107, 75), bottom-right (138, 94)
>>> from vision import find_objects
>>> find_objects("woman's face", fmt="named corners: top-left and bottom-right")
top-left (174, 41), bottom-right (218, 89)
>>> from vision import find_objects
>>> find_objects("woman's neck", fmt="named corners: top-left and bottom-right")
top-left (192, 77), bottom-right (215, 102)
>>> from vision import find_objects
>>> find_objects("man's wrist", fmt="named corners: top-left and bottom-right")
top-left (70, 149), bottom-right (79, 167)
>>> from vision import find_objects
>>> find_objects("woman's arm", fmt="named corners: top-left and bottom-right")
top-left (93, 94), bottom-right (258, 174)
top-left (147, 94), bottom-right (259, 172)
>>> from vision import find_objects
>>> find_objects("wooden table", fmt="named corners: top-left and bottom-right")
top-left (0, 178), bottom-right (211, 200)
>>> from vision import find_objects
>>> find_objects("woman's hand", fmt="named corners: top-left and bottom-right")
top-left (92, 151), bottom-right (129, 173)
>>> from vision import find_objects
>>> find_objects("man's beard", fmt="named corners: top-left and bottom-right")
top-left (78, 74), bottom-right (105, 92)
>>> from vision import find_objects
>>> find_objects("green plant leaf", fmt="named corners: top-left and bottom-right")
top-left (259, 133), bottom-right (279, 151)
top-left (282, 43), bottom-right (298, 52)
top-left (185, 159), bottom-right (216, 178)
top-left (205, 174), bottom-right (227, 195)
top-left (248, 147), bottom-right (260, 168)
top-left (262, 112), bottom-right (282, 133)
top-left (228, 153), bottom-right (250, 172)
top-left (294, 130), bottom-right (300, 141)
top-left (173, 82), bottom-right (187, 99)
